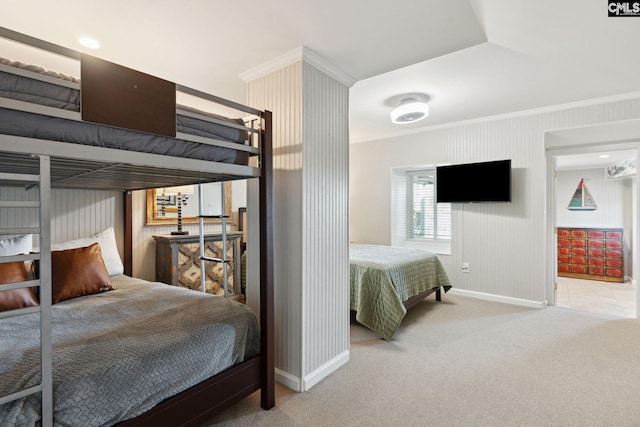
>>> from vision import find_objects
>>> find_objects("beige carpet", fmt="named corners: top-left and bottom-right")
top-left (203, 294), bottom-right (640, 426)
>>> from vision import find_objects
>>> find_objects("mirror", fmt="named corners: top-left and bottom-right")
top-left (145, 182), bottom-right (232, 225)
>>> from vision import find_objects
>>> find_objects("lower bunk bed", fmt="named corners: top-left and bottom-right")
top-left (0, 274), bottom-right (259, 426)
top-left (349, 244), bottom-right (452, 340)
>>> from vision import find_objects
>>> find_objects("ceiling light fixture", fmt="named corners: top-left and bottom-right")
top-left (391, 97), bottom-right (429, 124)
top-left (79, 37), bottom-right (100, 49)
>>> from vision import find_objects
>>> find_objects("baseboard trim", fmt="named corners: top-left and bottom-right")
top-left (302, 350), bottom-right (350, 392)
top-left (275, 368), bottom-right (302, 392)
top-left (449, 288), bottom-right (545, 309)
top-left (275, 350), bottom-right (350, 393)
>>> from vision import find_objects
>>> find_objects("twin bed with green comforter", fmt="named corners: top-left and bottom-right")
top-left (350, 244), bottom-right (451, 340)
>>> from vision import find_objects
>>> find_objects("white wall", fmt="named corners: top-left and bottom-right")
top-left (0, 186), bottom-right (123, 253)
top-left (0, 181), bottom-right (246, 283)
top-left (556, 168), bottom-right (629, 228)
top-left (0, 185), bottom-right (217, 282)
top-left (246, 59), bottom-right (351, 392)
top-left (301, 62), bottom-right (350, 390)
top-left (247, 61), bottom-right (305, 384)
top-left (350, 97), bottom-right (640, 305)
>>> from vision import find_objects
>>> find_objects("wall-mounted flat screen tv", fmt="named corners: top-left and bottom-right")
top-left (436, 159), bottom-right (511, 203)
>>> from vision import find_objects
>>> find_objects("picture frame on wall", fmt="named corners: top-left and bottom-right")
top-left (156, 194), bottom-right (177, 206)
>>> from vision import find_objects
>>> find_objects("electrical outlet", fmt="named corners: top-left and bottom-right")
top-left (462, 262), bottom-right (470, 273)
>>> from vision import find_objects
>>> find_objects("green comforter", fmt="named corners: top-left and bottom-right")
top-left (350, 244), bottom-right (451, 340)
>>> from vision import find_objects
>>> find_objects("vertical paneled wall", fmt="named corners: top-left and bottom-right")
top-left (247, 62), bottom-right (304, 381)
top-left (556, 168), bottom-right (629, 228)
top-left (246, 60), bottom-right (350, 389)
top-left (301, 63), bottom-right (350, 385)
top-left (0, 187), bottom-right (123, 251)
top-left (0, 186), bottom-right (39, 234)
top-left (1, 186), bottom-right (241, 282)
top-left (350, 97), bottom-right (640, 303)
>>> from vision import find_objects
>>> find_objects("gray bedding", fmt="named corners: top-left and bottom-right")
top-left (0, 60), bottom-right (250, 165)
top-left (0, 107), bottom-right (249, 164)
top-left (0, 275), bottom-right (260, 427)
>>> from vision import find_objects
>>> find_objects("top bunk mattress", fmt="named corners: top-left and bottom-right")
top-left (0, 57), bottom-right (252, 165)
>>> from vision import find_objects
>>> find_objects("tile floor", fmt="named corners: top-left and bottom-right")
top-left (555, 276), bottom-right (636, 318)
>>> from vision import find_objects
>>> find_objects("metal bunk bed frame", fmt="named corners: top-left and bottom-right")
top-left (0, 27), bottom-right (274, 426)
top-left (0, 156), bottom-right (53, 422)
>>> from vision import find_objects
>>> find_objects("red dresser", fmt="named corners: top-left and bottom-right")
top-left (557, 227), bottom-right (624, 283)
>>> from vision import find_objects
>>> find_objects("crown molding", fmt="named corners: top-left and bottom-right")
top-left (239, 47), bottom-right (304, 83)
top-left (240, 46), bottom-right (356, 88)
top-left (350, 91), bottom-right (640, 144)
top-left (302, 48), bottom-right (356, 87)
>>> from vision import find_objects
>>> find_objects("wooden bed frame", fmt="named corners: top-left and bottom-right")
top-left (402, 286), bottom-right (442, 310)
top-left (0, 27), bottom-right (275, 426)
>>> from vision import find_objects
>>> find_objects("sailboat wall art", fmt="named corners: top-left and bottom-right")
top-left (567, 178), bottom-right (597, 211)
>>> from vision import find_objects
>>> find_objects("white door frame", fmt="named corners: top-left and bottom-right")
top-left (544, 119), bottom-right (640, 313)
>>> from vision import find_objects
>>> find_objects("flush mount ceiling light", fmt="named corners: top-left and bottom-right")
top-left (79, 37), bottom-right (100, 49)
top-left (390, 97), bottom-right (429, 124)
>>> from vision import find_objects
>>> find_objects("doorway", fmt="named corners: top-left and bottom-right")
top-left (553, 151), bottom-right (636, 317)
top-left (545, 120), bottom-right (640, 318)
top-left (547, 148), bottom-right (639, 317)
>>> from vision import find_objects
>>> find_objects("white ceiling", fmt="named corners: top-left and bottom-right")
top-left (2, 1), bottom-right (640, 164)
top-left (555, 150), bottom-right (636, 171)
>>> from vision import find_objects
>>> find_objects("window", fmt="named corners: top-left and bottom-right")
top-left (406, 171), bottom-right (451, 240)
top-left (392, 168), bottom-right (451, 250)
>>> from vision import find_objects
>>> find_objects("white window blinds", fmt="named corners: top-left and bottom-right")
top-left (392, 168), bottom-right (450, 243)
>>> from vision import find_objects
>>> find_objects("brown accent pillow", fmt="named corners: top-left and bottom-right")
top-left (51, 243), bottom-right (115, 304)
top-left (0, 261), bottom-right (39, 312)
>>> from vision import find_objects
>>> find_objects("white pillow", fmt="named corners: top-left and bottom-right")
top-left (52, 227), bottom-right (124, 276)
top-left (0, 234), bottom-right (33, 256)
top-left (0, 234), bottom-right (35, 280)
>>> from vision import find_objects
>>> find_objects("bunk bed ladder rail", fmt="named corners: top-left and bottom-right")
top-left (0, 155), bottom-right (53, 426)
top-left (197, 183), bottom-right (230, 298)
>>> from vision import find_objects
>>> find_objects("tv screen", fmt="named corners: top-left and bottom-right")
top-left (436, 159), bottom-right (511, 203)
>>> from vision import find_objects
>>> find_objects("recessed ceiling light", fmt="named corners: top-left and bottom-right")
top-left (599, 154), bottom-right (610, 159)
top-left (79, 37), bottom-right (100, 49)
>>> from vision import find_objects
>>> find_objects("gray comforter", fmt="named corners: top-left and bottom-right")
top-left (0, 58), bottom-right (251, 165)
top-left (0, 275), bottom-right (260, 426)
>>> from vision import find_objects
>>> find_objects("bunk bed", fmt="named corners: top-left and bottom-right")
top-left (0, 27), bottom-right (274, 427)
